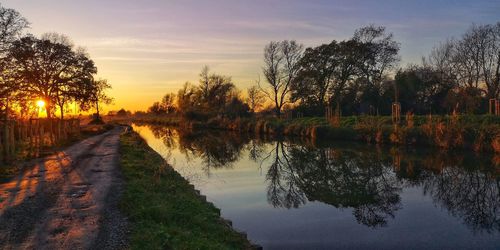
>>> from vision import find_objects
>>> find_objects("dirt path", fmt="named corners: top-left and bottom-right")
top-left (0, 126), bottom-right (127, 250)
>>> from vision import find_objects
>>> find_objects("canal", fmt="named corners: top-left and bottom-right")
top-left (133, 124), bottom-right (500, 249)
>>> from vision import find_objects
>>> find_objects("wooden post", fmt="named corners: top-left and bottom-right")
top-left (497, 100), bottom-right (500, 116)
top-left (9, 121), bottom-right (15, 156)
top-left (40, 120), bottom-right (44, 148)
top-left (490, 99), bottom-right (499, 116)
top-left (392, 102), bottom-right (401, 124)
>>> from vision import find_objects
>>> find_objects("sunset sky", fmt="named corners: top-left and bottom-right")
top-left (3, 0), bottom-right (499, 111)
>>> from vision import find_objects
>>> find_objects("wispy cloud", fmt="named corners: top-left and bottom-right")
top-left (4, 0), bottom-right (499, 111)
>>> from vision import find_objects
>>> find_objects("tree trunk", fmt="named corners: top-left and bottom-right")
top-left (96, 100), bottom-right (100, 118)
top-left (59, 105), bottom-right (64, 120)
top-left (46, 102), bottom-right (52, 119)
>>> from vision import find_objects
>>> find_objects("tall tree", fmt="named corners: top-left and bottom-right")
top-left (292, 42), bottom-right (337, 109)
top-left (474, 23), bottom-right (500, 99)
top-left (196, 66), bottom-right (235, 116)
top-left (353, 25), bottom-right (400, 112)
top-left (0, 4), bottom-right (29, 54)
top-left (81, 79), bottom-right (113, 118)
top-left (177, 82), bottom-right (196, 114)
top-left (261, 40), bottom-right (303, 117)
top-left (8, 35), bottom-right (97, 118)
top-left (0, 4), bottom-right (29, 119)
top-left (291, 39), bottom-right (359, 112)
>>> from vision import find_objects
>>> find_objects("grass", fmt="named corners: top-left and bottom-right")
top-left (123, 114), bottom-right (500, 152)
top-left (119, 130), bottom-right (253, 250)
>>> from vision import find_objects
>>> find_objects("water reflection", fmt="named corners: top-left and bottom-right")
top-left (140, 124), bottom-right (499, 234)
top-left (149, 126), bottom-right (248, 175)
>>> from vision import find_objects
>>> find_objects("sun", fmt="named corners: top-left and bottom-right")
top-left (36, 100), bottom-right (45, 108)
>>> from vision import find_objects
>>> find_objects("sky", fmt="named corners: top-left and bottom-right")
top-left (2, 0), bottom-right (500, 112)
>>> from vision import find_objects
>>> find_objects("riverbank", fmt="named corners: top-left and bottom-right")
top-left (127, 114), bottom-right (500, 153)
top-left (119, 129), bottom-right (255, 249)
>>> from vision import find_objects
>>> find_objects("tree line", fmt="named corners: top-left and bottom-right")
top-left (0, 4), bottom-right (112, 120)
top-left (147, 66), bottom-right (253, 120)
top-left (263, 23), bottom-right (500, 116)
top-left (148, 22), bottom-right (499, 119)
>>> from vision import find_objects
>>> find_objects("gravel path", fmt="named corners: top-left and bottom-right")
top-left (0, 127), bottom-right (128, 250)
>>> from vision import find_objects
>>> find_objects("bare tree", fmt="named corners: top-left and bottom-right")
top-left (0, 4), bottom-right (29, 54)
top-left (453, 25), bottom-right (485, 89)
top-left (246, 86), bottom-right (265, 112)
top-left (478, 23), bottom-right (500, 99)
top-left (427, 22), bottom-right (500, 112)
top-left (0, 3), bottom-right (29, 120)
top-left (261, 40), bottom-right (303, 117)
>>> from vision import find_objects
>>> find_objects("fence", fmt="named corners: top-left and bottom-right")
top-left (0, 118), bottom-right (80, 163)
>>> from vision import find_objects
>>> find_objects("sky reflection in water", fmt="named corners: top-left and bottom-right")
top-left (133, 124), bottom-right (500, 249)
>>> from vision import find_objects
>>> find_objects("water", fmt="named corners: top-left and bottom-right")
top-left (132, 124), bottom-right (500, 249)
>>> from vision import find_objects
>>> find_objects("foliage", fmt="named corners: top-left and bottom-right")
top-left (7, 35), bottom-right (98, 118)
top-left (149, 67), bottom-right (250, 121)
top-left (0, 5), bottom-right (111, 120)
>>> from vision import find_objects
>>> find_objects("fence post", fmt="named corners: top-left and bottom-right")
top-left (2, 120), bottom-right (10, 162)
top-left (9, 121), bottom-right (15, 156)
top-left (392, 102), bottom-right (401, 124)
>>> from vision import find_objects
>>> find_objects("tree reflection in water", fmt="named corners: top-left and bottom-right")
top-left (149, 125), bottom-right (250, 176)
top-left (263, 141), bottom-right (307, 209)
top-left (264, 141), bottom-right (402, 227)
top-left (143, 125), bottom-right (499, 233)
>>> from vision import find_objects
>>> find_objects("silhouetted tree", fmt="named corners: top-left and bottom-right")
top-left (292, 42), bottom-right (337, 110)
top-left (0, 4), bottom-right (29, 54)
top-left (353, 25), bottom-right (400, 113)
top-left (116, 108), bottom-right (129, 117)
top-left (291, 39), bottom-right (359, 114)
top-left (225, 96), bottom-right (251, 119)
top-left (261, 40), bottom-right (303, 117)
top-left (81, 79), bottom-right (113, 119)
top-left (148, 102), bottom-right (164, 114)
top-left (394, 65), bottom-right (455, 114)
top-left (8, 35), bottom-right (97, 118)
top-left (161, 93), bottom-right (177, 114)
top-left (246, 86), bottom-right (265, 112)
top-left (0, 3), bottom-right (29, 119)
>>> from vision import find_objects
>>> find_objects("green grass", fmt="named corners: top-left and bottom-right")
top-left (123, 114), bottom-right (500, 152)
top-left (119, 131), bottom-right (252, 250)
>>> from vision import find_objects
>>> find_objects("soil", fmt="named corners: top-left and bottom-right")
top-left (0, 126), bottom-right (127, 249)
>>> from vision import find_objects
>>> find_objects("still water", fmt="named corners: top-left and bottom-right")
top-left (133, 124), bottom-right (500, 249)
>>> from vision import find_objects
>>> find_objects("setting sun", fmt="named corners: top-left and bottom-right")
top-left (0, 1), bottom-right (499, 249)
top-left (36, 100), bottom-right (45, 108)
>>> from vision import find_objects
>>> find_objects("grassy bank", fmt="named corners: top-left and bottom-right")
top-left (129, 114), bottom-right (500, 153)
top-left (119, 130), bottom-right (253, 249)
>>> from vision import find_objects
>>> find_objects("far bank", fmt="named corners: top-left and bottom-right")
top-left (122, 114), bottom-right (500, 153)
